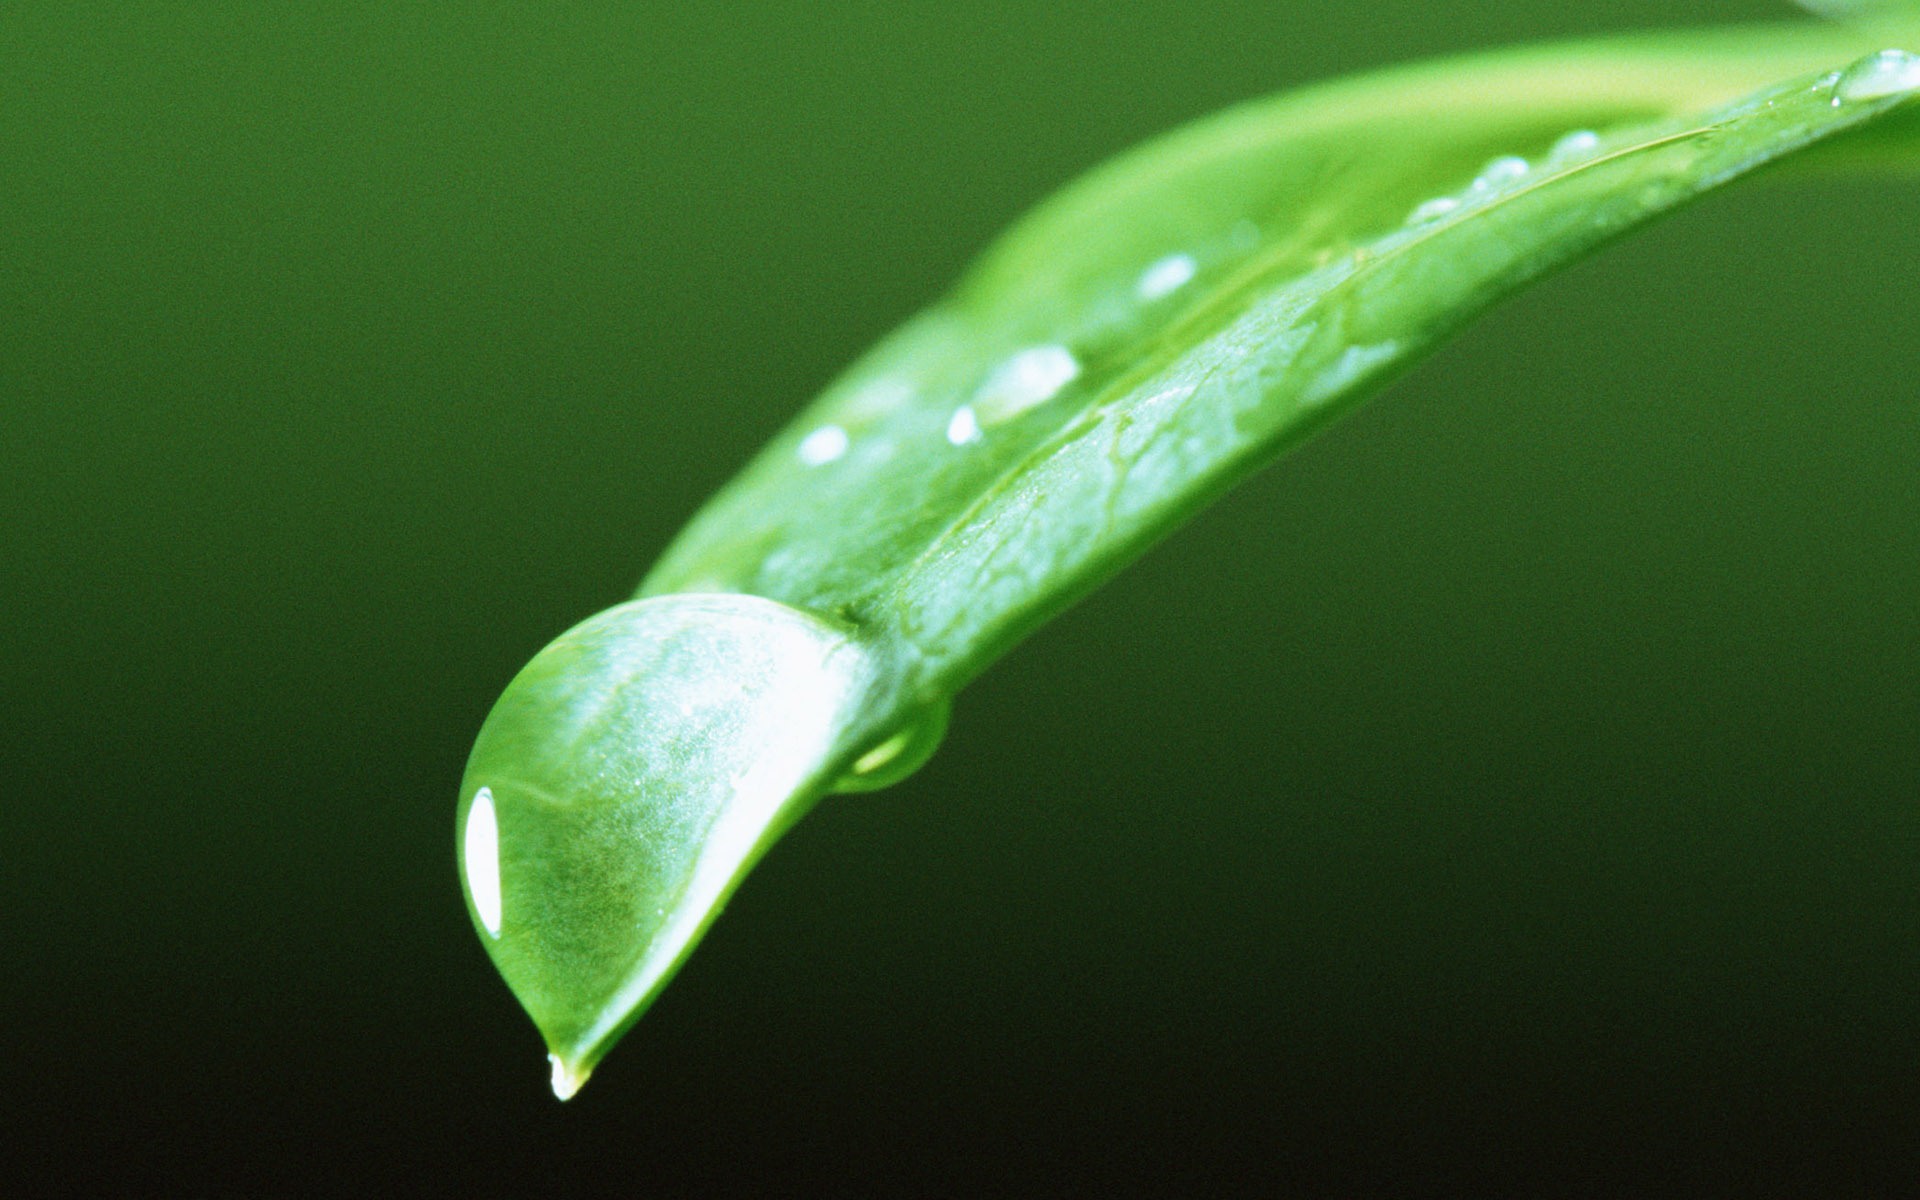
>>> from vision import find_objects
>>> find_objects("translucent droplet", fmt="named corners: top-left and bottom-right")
top-left (1546, 129), bottom-right (1601, 164)
top-left (1136, 253), bottom-right (1197, 300)
top-left (796, 424), bottom-right (850, 466)
top-left (946, 405), bottom-right (983, 445)
top-left (1835, 49), bottom-right (1920, 103)
top-left (1469, 155), bottom-right (1530, 193)
top-left (1406, 195), bottom-right (1461, 225)
top-left (970, 345), bottom-right (1081, 427)
top-left (459, 594), bottom-right (878, 1096)
top-left (832, 699), bottom-right (951, 794)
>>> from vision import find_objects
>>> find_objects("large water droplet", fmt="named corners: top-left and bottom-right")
top-left (1835, 49), bottom-right (1920, 103)
top-left (458, 594), bottom-right (877, 1094)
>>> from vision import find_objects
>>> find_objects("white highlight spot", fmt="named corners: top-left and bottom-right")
top-left (1136, 253), bottom-right (1197, 300)
top-left (796, 424), bottom-right (849, 466)
top-left (549, 1053), bottom-right (590, 1101)
top-left (946, 405), bottom-right (982, 445)
top-left (464, 787), bottom-right (502, 937)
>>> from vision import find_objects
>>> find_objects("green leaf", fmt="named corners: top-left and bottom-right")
top-left (458, 27), bottom-right (1920, 1096)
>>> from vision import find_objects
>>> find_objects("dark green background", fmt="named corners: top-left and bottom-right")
top-left (5, 1), bottom-right (1918, 1191)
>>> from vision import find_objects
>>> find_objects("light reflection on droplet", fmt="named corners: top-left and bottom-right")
top-left (1136, 253), bottom-right (1197, 300)
top-left (796, 424), bottom-right (850, 466)
top-left (970, 344), bottom-right (1081, 427)
top-left (946, 405), bottom-right (982, 445)
top-left (465, 786), bottom-right (503, 937)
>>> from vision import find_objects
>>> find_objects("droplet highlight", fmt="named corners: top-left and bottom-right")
top-left (1136, 253), bottom-right (1198, 300)
top-left (549, 1053), bottom-right (589, 1101)
top-left (797, 424), bottom-right (850, 466)
top-left (946, 405), bottom-right (982, 445)
top-left (464, 786), bottom-right (503, 937)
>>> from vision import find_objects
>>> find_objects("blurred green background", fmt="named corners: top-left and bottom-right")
top-left (4, 0), bottom-right (1918, 1190)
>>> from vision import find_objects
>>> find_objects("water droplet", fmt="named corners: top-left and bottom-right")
top-left (833, 700), bottom-right (951, 794)
top-left (463, 786), bottom-right (503, 937)
top-left (796, 424), bottom-right (850, 466)
top-left (1547, 129), bottom-right (1601, 164)
top-left (1406, 195), bottom-right (1461, 225)
top-left (946, 405), bottom-right (982, 445)
top-left (1136, 253), bottom-right (1197, 300)
top-left (970, 344), bottom-right (1081, 427)
top-left (1835, 49), bottom-right (1920, 104)
top-left (1469, 155), bottom-right (1530, 193)
top-left (460, 594), bottom-right (877, 1093)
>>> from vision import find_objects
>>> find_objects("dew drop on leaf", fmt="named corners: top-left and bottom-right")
top-left (1136, 252), bottom-right (1199, 300)
top-left (797, 424), bottom-right (850, 466)
top-left (1835, 48), bottom-right (1920, 103)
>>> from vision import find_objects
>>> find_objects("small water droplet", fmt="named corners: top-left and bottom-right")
top-left (1547, 129), bottom-right (1601, 164)
top-left (833, 700), bottom-right (952, 794)
top-left (463, 786), bottom-right (503, 937)
top-left (1136, 253), bottom-right (1197, 300)
top-left (1406, 195), bottom-right (1461, 225)
top-left (946, 405), bottom-right (982, 445)
top-left (1835, 49), bottom-right (1920, 104)
top-left (796, 424), bottom-right (850, 466)
top-left (1469, 155), bottom-right (1530, 193)
top-left (970, 345), bottom-right (1080, 427)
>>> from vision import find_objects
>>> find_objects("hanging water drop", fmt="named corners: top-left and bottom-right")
top-left (458, 594), bottom-right (879, 1097)
top-left (1835, 49), bottom-right (1920, 104)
